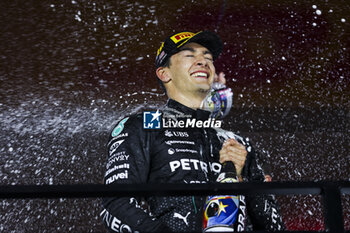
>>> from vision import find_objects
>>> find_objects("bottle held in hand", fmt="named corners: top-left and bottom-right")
top-left (201, 82), bottom-right (233, 119)
top-left (203, 162), bottom-right (246, 232)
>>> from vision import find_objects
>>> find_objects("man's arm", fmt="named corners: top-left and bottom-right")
top-left (101, 115), bottom-right (170, 232)
top-left (219, 134), bottom-right (285, 230)
top-left (242, 142), bottom-right (285, 231)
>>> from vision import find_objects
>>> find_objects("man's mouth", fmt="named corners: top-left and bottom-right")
top-left (190, 71), bottom-right (209, 79)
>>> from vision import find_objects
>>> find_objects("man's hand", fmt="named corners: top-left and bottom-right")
top-left (219, 138), bottom-right (247, 177)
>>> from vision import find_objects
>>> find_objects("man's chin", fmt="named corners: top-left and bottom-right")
top-left (195, 82), bottom-right (211, 92)
top-left (197, 87), bottom-right (211, 94)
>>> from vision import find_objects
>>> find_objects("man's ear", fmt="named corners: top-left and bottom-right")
top-left (156, 67), bottom-right (171, 83)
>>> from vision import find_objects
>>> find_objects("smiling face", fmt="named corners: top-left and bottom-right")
top-left (158, 42), bottom-right (216, 108)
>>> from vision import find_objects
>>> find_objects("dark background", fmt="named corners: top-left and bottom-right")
top-left (0, 0), bottom-right (349, 232)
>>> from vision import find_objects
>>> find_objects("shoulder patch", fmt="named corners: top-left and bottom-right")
top-left (111, 117), bottom-right (129, 137)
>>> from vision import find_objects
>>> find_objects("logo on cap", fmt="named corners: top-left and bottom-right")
top-left (170, 32), bottom-right (195, 43)
top-left (156, 42), bottom-right (165, 56)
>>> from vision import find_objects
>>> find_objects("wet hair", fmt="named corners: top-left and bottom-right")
top-left (162, 56), bottom-right (172, 68)
top-left (157, 57), bottom-right (172, 93)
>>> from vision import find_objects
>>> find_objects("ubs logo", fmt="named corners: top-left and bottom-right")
top-left (165, 130), bottom-right (189, 137)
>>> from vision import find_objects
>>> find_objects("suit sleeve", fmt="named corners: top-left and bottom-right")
top-left (101, 115), bottom-right (170, 233)
top-left (241, 140), bottom-right (286, 231)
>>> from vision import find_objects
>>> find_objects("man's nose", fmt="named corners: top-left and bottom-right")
top-left (195, 56), bottom-right (208, 66)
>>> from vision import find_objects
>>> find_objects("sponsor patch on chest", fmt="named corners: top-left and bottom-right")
top-left (164, 130), bottom-right (189, 138)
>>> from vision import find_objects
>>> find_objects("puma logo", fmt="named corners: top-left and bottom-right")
top-left (174, 212), bottom-right (190, 226)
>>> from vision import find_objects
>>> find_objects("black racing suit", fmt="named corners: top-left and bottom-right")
top-left (101, 99), bottom-right (285, 232)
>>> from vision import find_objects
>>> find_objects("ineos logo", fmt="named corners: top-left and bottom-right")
top-left (101, 209), bottom-right (135, 233)
top-left (119, 224), bottom-right (132, 233)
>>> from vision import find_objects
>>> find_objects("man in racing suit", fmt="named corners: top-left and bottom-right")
top-left (101, 31), bottom-right (285, 232)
